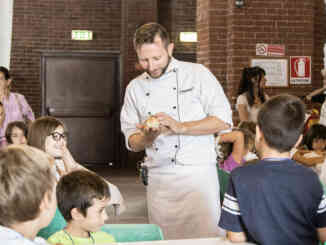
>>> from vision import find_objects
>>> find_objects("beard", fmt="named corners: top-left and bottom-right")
top-left (146, 56), bottom-right (172, 79)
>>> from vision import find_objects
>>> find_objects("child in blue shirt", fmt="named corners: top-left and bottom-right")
top-left (219, 94), bottom-right (326, 245)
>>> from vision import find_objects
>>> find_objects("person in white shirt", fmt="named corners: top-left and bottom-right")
top-left (120, 22), bottom-right (232, 239)
top-left (310, 68), bottom-right (326, 126)
top-left (236, 66), bottom-right (269, 123)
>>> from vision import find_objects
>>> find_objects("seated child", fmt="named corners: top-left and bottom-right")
top-left (5, 121), bottom-right (28, 145)
top-left (47, 170), bottom-right (116, 245)
top-left (292, 124), bottom-right (326, 174)
top-left (219, 94), bottom-right (326, 244)
top-left (0, 145), bottom-right (57, 244)
top-left (216, 121), bottom-right (256, 172)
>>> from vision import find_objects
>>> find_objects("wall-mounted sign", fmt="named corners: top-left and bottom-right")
top-left (256, 43), bottom-right (285, 56)
top-left (251, 58), bottom-right (288, 87)
top-left (290, 56), bottom-right (311, 85)
top-left (71, 30), bottom-right (93, 40)
top-left (179, 32), bottom-right (197, 42)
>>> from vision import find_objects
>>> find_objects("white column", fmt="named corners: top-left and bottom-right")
top-left (0, 0), bottom-right (14, 69)
top-left (324, 43), bottom-right (326, 69)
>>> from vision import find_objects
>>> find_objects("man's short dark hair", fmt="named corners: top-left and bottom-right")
top-left (257, 94), bottom-right (305, 152)
top-left (56, 170), bottom-right (110, 222)
top-left (133, 22), bottom-right (170, 50)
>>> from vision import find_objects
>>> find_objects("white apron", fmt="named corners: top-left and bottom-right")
top-left (147, 163), bottom-right (222, 240)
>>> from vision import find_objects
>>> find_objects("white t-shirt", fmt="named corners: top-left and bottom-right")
top-left (319, 101), bottom-right (326, 126)
top-left (236, 93), bottom-right (260, 123)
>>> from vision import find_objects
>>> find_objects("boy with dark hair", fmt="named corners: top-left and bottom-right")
top-left (219, 94), bottom-right (326, 244)
top-left (0, 145), bottom-right (57, 245)
top-left (47, 170), bottom-right (115, 245)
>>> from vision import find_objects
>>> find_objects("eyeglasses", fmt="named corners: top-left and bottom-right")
top-left (49, 132), bottom-right (68, 142)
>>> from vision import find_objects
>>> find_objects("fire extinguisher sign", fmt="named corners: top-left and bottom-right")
top-left (290, 56), bottom-right (311, 85)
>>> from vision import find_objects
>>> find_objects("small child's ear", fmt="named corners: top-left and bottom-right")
top-left (71, 208), bottom-right (85, 221)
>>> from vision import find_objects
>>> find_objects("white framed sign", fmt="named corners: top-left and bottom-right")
top-left (251, 58), bottom-right (288, 87)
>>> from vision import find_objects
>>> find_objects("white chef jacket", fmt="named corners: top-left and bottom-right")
top-left (121, 58), bottom-right (232, 167)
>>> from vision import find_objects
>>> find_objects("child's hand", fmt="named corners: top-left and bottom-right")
top-left (62, 146), bottom-right (78, 171)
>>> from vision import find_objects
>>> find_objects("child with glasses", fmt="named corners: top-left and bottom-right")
top-left (28, 116), bottom-right (125, 214)
top-left (47, 170), bottom-right (115, 245)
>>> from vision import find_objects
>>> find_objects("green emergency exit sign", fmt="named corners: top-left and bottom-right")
top-left (71, 30), bottom-right (93, 40)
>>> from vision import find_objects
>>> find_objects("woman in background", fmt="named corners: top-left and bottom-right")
top-left (236, 66), bottom-right (269, 123)
top-left (0, 66), bottom-right (34, 147)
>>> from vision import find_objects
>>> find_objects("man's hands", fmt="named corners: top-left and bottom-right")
top-left (129, 114), bottom-right (180, 152)
top-left (155, 112), bottom-right (185, 135)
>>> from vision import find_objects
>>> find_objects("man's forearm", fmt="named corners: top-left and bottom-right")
top-left (179, 116), bottom-right (230, 135)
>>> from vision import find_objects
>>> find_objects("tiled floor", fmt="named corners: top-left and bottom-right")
top-left (88, 166), bottom-right (148, 224)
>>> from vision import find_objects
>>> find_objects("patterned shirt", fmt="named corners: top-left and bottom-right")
top-left (0, 92), bottom-right (35, 147)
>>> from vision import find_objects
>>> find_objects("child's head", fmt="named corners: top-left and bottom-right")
top-left (302, 124), bottom-right (326, 151)
top-left (5, 121), bottom-right (28, 145)
top-left (56, 170), bottom-right (110, 232)
top-left (219, 126), bottom-right (255, 162)
top-left (28, 116), bottom-right (67, 158)
top-left (256, 94), bottom-right (305, 153)
top-left (238, 121), bottom-right (256, 152)
top-left (0, 145), bottom-right (56, 229)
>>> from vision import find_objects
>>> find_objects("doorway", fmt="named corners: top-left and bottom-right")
top-left (41, 51), bottom-right (122, 167)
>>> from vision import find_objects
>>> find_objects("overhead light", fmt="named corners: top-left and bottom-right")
top-left (235, 0), bottom-right (245, 8)
top-left (179, 32), bottom-right (197, 43)
top-left (71, 30), bottom-right (93, 40)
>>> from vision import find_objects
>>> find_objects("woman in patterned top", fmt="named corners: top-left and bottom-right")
top-left (0, 66), bottom-right (34, 147)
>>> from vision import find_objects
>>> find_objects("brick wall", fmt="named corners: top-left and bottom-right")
top-left (158, 0), bottom-right (196, 61)
top-left (197, 0), bottom-right (326, 122)
top-left (121, 0), bottom-right (157, 92)
top-left (197, 0), bottom-right (228, 89)
top-left (11, 0), bottom-right (121, 116)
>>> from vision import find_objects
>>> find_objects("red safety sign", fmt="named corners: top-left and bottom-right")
top-left (290, 56), bottom-right (311, 84)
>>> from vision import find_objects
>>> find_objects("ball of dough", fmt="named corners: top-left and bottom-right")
top-left (145, 116), bottom-right (160, 130)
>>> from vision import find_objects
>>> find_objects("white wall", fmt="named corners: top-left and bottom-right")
top-left (0, 0), bottom-right (14, 69)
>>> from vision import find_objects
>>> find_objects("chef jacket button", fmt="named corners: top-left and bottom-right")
top-left (173, 106), bottom-right (176, 109)
top-left (174, 145), bottom-right (178, 148)
top-left (171, 159), bottom-right (175, 162)
top-left (146, 92), bottom-right (150, 96)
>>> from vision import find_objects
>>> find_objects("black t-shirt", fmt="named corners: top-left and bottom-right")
top-left (219, 159), bottom-right (326, 245)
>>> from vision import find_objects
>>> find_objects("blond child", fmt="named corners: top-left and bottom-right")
top-left (0, 145), bottom-right (57, 244)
